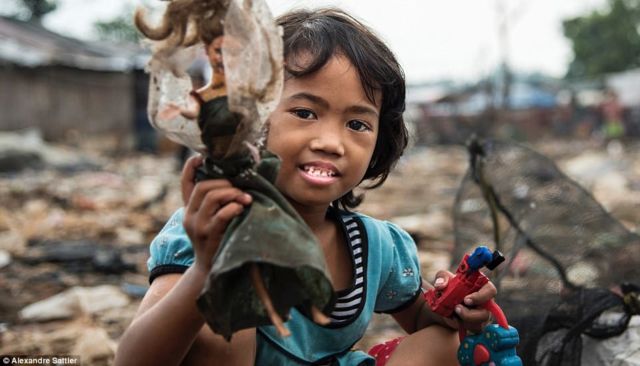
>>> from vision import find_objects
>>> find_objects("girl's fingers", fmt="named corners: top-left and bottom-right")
top-left (181, 155), bottom-right (204, 204)
top-left (203, 202), bottom-right (245, 238)
top-left (433, 270), bottom-right (454, 289)
top-left (185, 202), bottom-right (245, 270)
top-left (187, 188), bottom-right (251, 241)
top-left (455, 305), bottom-right (492, 333)
top-left (186, 179), bottom-right (234, 213)
top-left (463, 281), bottom-right (498, 307)
top-left (197, 188), bottom-right (252, 218)
top-left (187, 196), bottom-right (244, 241)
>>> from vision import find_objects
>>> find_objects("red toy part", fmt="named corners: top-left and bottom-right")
top-left (473, 344), bottom-right (491, 365)
top-left (367, 337), bottom-right (403, 366)
top-left (424, 254), bottom-right (490, 318)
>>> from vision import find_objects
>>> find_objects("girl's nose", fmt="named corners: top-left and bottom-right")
top-left (309, 130), bottom-right (345, 157)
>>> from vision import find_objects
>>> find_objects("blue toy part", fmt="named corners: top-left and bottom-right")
top-left (467, 246), bottom-right (493, 271)
top-left (458, 324), bottom-right (522, 366)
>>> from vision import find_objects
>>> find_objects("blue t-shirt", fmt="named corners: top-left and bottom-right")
top-left (147, 207), bottom-right (422, 365)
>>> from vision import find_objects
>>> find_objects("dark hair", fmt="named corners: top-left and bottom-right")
top-left (277, 8), bottom-right (408, 210)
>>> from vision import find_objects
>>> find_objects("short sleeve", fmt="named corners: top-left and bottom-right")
top-left (146, 208), bottom-right (195, 283)
top-left (374, 222), bottom-right (421, 313)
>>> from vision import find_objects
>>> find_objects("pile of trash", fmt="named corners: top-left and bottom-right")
top-left (0, 129), bottom-right (182, 364)
top-left (452, 138), bottom-right (640, 365)
top-left (1, 128), bottom-right (639, 364)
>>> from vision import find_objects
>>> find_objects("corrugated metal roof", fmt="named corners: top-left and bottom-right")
top-left (0, 16), bottom-right (148, 71)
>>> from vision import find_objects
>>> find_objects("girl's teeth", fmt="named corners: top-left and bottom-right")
top-left (305, 166), bottom-right (333, 177)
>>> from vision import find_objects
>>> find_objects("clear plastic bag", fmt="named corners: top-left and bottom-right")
top-left (145, 0), bottom-right (283, 155)
top-left (146, 45), bottom-right (206, 153)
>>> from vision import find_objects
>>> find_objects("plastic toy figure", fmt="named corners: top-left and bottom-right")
top-left (457, 317), bottom-right (521, 366)
top-left (135, 0), bottom-right (334, 340)
top-left (425, 246), bottom-right (503, 318)
top-left (425, 246), bottom-right (522, 366)
top-left (156, 33), bottom-right (241, 160)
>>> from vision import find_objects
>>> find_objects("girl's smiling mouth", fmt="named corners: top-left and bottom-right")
top-left (298, 162), bottom-right (341, 185)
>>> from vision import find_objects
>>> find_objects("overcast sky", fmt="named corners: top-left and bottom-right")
top-left (4, 0), bottom-right (609, 83)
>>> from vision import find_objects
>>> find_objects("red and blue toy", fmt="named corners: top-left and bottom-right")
top-left (425, 246), bottom-right (522, 366)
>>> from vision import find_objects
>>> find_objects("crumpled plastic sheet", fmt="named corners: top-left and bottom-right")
top-left (582, 315), bottom-right (640, 366)
top-left (222, 0), bottom-right (284, 151)
top-left (145, 0), bottom-right (283, 155)
top-left (146, 45), bottom-right (206, 153)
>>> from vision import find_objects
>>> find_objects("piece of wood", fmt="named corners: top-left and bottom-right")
top-left (250, 263), bottom-right (291, 337)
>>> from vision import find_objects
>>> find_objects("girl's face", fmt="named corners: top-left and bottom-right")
top-left (266, 54), bottom-right (380, 210)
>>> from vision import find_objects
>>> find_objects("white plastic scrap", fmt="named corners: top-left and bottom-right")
top-left (146, 0), bottom-right (283, 154)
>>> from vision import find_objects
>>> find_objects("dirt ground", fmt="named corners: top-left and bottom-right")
top-left (1, 136), bottom-right (639, 364)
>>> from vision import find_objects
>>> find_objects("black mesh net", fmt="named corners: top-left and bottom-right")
top-left (452, 138), bottom-right (640, 365)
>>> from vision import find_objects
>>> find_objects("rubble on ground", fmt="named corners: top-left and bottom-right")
top-left (1, 135), bottom-right (639, 363)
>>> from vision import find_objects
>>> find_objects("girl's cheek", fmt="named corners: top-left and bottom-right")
top-left (263, 111), bottom-right (290, 150)
top-left (264, 122), bottom-right (285, 154)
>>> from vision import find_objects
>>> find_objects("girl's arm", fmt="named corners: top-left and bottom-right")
top-left (391, 293), bottom-right (452, 334)
top-left (115, 157), bottom-right (254, 366)
top-left (114, 268), bottom-right (256, 366)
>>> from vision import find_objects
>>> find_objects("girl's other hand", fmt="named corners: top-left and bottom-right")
top-left (181, 156), bottom-right (252, 273)
top-left (432, 270), bottom-right (497, 333)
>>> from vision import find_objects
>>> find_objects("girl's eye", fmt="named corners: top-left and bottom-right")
top-left (347, 120), bottom-right (371, 132)
top-left (292, 109), bottom-right (317, 120)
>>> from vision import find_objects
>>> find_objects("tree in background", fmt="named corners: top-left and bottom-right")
top-left (93, 3), bottom-right (161, 43)
top-left (563, 0), bottom-right (640, 79)
top-left (95, 13), bottom-right (141, 43)
top-left (5, 0), bottom-right (58, 23)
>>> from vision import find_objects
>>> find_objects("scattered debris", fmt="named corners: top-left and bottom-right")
top-left (121, 282), bottom-right (148, 299)
top-left (20, 239), bottom-right (136, 274)
top-left (1, 138), bottom-right (639, 362)
top-left (391, 211), bottom-right (452, 244)
top-left (71, 327), bottom-right (117, 365)
top-left (19, 285), bottom-right (131, 322)
top-left (582, 315), bottom-right (640, 365)
top-left (0, 129), bottom-right (102, 173)
top-left (0, 249), bottom-right (10, 268)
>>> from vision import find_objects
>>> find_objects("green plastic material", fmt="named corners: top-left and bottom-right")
top-left (193, 97), bottom-right (335, 340)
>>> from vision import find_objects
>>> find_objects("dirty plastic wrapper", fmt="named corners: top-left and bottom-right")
top-left (144, 0), bottom-right (334, 340)
top-left (147, 45), bottom-right (206, 153)
top-left (195, 152), bottom-right (336, 340)
top-left (221, 0), bottom-right (284, 156)
top-left (146, 0), bottom-right (283, 156)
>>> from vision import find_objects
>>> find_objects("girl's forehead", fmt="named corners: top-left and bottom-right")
top-left (283, 54), bottom-right (382, 109)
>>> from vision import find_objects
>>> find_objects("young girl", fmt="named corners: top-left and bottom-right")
top-left (116, 8), bottom-right (496, 366)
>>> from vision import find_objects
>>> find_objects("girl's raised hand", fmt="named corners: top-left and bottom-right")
top-left (180, 155), bottom-right (252, 273)
top-left (431, 270), bottom-right (497, 333)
